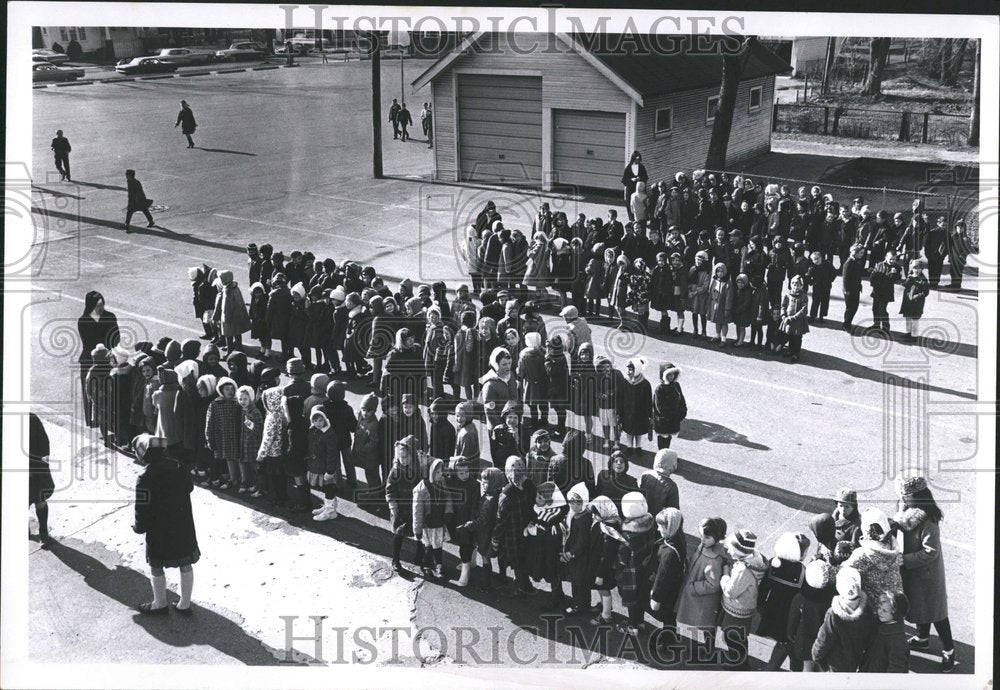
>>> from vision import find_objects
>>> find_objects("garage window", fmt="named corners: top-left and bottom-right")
top-left (748, 85), bottom-right (762, 112)
top-left (706, 96), bottom-right (720, 125)
top-left (60, 27), bottom-right (68, 42)
top-left (78, 27), bottom-right (87, 40)
top-left (654, 107), bottom-right (673, 135)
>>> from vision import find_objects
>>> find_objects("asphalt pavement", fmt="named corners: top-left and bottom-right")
top-left (23, 59), bottom-right (983, 671)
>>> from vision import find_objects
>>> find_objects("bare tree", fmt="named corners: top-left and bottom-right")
top-left (968, 39), bottom-right (980, 147)
top-left (861, 37), bottom-right (891, 96)
top-left (942, 38), bottom-right (969, 86)
top-left (704, 36), bottom-right (757, 171)
top-left (821, 36), bottom-right (838, 95)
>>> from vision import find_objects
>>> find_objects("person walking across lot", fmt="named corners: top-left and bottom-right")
top-left (398, 102), bottom-right (413, 142)
top-left (51, 129), bottom-right (72, 181)
top-left (388, 98), bottom-right (401, 139)
top-left (124, 169), bottom-right (155, 232)
top-left (422, 103), bottom-right (433, 149)
top-left (175, 100), bottom-right (197, 149)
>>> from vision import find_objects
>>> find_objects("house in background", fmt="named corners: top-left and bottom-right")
top-left (35, 26), bottom-right (149, 61)
top-left (412, 32), bottom-right (791, 193)
top-left (759, 36), bottom-right (846, 78)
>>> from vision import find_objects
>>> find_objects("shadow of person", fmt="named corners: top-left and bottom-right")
top-left (677, 419), bottom-right (771, 451)
top-left (195, 148), bottom-right (257, 157)
top-left (69, 180), bottom-right (127, 191)
top-left (42, 538), bottom-right (285, 664)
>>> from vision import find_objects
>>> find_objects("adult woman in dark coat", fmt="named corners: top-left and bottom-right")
top-left (77, 291), bottom-right (120, 427)
top-left (29, 413), bottom-right (56, 546)
top-left (132, 433), bottom-right (200, 615)
top-left (620, 151), bottom-right (648, 222)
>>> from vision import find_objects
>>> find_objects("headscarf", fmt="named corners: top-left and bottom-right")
top-left (489, 345), bottom-right (510, 371)
top-left (504, 455), bottom-right (526, 487)
top-left (655, 507), bottom-right (683, 539)
top-left (481, 467), bottom-right (507, 495)
top-left (196, 374), bottom-right (218, 396)
top-left (524, 331), bottom-right (542, 349)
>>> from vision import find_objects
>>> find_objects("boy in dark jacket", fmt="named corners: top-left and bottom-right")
top-left (805, 251), bottom-right (836, 323)
top-left (861, 591), bottom-right (910, 672)
top-left (469, 467), bottom-right (505, 591)
top-left (786, 559), bottom-right (836, 671)
top-left (323, 381), bottom-right (358, 489)
top-left (869, 250), bottom-right (902, 332)
top-left (429, 397), bottom-right (457, 461)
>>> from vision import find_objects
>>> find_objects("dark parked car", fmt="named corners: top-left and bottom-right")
top-left (114, 57), bottom-right (179, 75)
top-left (32, 63), bottom-right (85, 82)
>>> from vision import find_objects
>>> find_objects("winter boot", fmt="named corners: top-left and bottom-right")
top-left (314, 498), bottom-right (338, 522)
top-left (457, 562), bottom-right (472, 587)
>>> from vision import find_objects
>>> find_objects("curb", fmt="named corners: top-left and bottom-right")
top-left (180, 70), bottom-right (213, 77)
top-left (100, 77), bottom-right (135, 83)
top-left (251, 65), bottom-right (280, 71)
top-left (280, 63), bottom-right (300, 68)
top-left (214, 67), bottom-right (247, 74)
top-left (33, 84), bottom-right (48, 89)
top-left (54, 80), bottom-right (92, 87)
top-left (138, 74), bottom-right (177, 80)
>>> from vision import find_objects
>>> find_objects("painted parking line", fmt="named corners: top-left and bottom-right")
top-left (88, 234), bottom-right (229, 264)
top-left (211, 213), bottom-right (456, 260)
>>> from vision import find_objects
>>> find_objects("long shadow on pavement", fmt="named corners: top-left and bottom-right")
top-left (41, 538), bottom-right (287, 664)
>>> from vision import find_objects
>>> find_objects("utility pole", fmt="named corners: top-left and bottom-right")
top-left (370, 32), bottom-right (383, 178)
top-left (400, 47), bottom-right (405, 110)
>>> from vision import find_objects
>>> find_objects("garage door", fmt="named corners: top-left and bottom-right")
top-left (458, 74), bottom-right (542, 185)
top-left (552, 109), bottom-right (627, 191)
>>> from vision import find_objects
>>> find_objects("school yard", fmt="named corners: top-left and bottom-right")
top-left (22, 59), bottom-right (984, 672)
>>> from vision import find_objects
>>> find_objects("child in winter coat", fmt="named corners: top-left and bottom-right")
top-left (615, 492), bottom-right (658, 636)
top-left (618, 357), bottom-right (652, 456)
top-left (543, 336), bottom-right (570, 436)
top-left (524, 481), bottom-right (569, 609)
top-left (236, 385), bottom-right (262, 496)
top-left (446, 458), bottom-right (480, 587)
top-left (386, 436), bottom-right (424, 572)
top-left (589, 495), bottom-right (624, 627)
top-left (469, 467), bottom-right (506, 591)
top-left (707, 263), bottom-right (733, 346)
top-left (525, 428), bottom-right (555, 487)
top-left (639, 448), bottom-right (680, 518)
top-left (595, 450), bottom-right (639, 514)
top-left (749, 275), bottom-right (770, 349)
top-left (765, 303), bottom-right (786, 353)
top-left (152, 366), bottom-right (183, 457)
top-left (413, 457), bottom-right (454, 578)
top-left (805, 251), bottom-right (836, 322)
top-left (650, 508), bottom-right (687, 644)
top-left (832, 487), bottom-right (862, 546)
top-left (731, 273), bottom-right (753, 347)
top-left (811, 567), bottom-right (872, 672)
top-left (676, 517), bottom-right (728, 657)
top-left (192, 373), bottom-right (218, 482)
top-left (306, 409), bottom-right (340, 521)
top-left (561, 483), bottom-right (596, 615)
top-left (668, 253), bottom-right (689, 335)
top-left (719, 529), bottom-right (767, 670)
top-left (786, 559), bottom-right (837, 671)
top-left (758, 532), bottom-right (811, 670)
top-left (324, 381), bottom-right (358, 488)
top-left (594, 356), bottom-right (622, 451)
top-left (650, 252), bottom-right (674, 334)
top-left (490, 401), bottom-right (529, 471)
top-left (428, 397), bottom-right (457, 462)
top-left (351, 393), bottom-right (383, 492)
top-left (860, 591), bottom-right (910, 672)
top-left (492, 456), bottom-right (536, 595)
top-left (652, 362), bottom-right (686, 449)
top-left (899, 258), bottom-right (930, 343)
top-left (206, 375), bottom-right (243, 490)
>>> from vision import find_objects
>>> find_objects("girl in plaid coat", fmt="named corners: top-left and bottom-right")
top-left (492, 456), bottom-right (536, 597)
top-left (204, 375), bottom-right (240, 490)
top-left (236, 385), bottom-right (262, 496)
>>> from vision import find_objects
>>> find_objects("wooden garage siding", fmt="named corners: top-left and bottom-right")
top-left (458, 74), bottom-right (542, 183)
top-left (552, 110), bottom-right (627, 190)
top-left (449, 32), bottom-right (631, 114)
top-left (432, 76), bottom-right (455, 180)
top-left (636, 76), bottom-right (774, 185)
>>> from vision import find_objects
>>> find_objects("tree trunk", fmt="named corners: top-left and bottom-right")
top-left (939, 38), bottom-right (953, 84)
top-left (704, 36), bottom-right (756, 171)
top-left (968, 39), bottom-right (980, 147)
top-left (861, 37), bottom-right (891, 96)
top-left (943, 38), bottom-right (968, 86)
top-left (821, 36), bottom-right (837, 95)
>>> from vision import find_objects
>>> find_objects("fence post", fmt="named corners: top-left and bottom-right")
top-left (898, 111), bottom-right (910, 141)
top-left (922, 112), bottom-right (929, 143)
top-left (832, 107), bottom-right (842, 135)
top-left (824, 106), bottom-right (830, 135)
top-left (772, 102), bottom-right (779, 132)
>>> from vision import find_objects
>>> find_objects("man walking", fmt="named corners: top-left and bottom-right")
top-left (175, 100), bottom-right (197, 149)
top-left (398, 102), bottom-right (413, 142)
top-left (51, 129), bottom-right (72, 181)
top-left (422, 103), bottom-right (433, 149)
top-left (124, 169), bottom-right (155, 232)
top-left (388, 98), bottom-right (401, 140)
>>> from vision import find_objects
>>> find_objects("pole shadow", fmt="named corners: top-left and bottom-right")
top-left (195, 147), bottom-right (257, 157)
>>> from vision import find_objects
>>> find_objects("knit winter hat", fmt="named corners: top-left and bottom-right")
top-left (501, 400), bottom-right (521, 419)
top-left (187, 266), bottom-right (201, 281)
top-left (560, 305), bottom-right (579, 320)
top-left (180, 338), bottom-right (201, 360)
top-left (157, 366), bottom-right (178, 386)
top-left (163, 340), bottom-right (181, 362)
top-left (835, 566), bottom-right (862, 601)
top-left (621, 491), bottom-right (649, 521)
top-left (546, 335), bottom-right (565, 356)
top-left (360, 392), bottom-right (379, 411)
top-left (727, 528), bottom-right (757, 556)
top-left (895, 473), bottom-right (928, 497)
top-left (196, 374), bottom-right (218, 396)
top-left (219, 270), bottom-right (234, 286)
top-left (227, 350), bottom-right (248, 369)
top-left (174, 359), bottom-right (199, 385)
top-left (771, 532), bottom-right (810, 567)
top-left (310, 373), bottom-right (330, 395)
top-left (429, 397), bottom-right (450, 416)
top-left (809, 513), bottom-right (836, 547)
top-left (834, 487), bottom-right (858, 505)
top-left (653, 448), bottom-right (678, 476)
top-left (405, 296), bottom-right (424, 314)
top-left (524, 331), bottom-right (542, 349)
top-left (454, 400), bottom-right (476, 419)
top-left (330, 286), bottom-right (346, 303)
top-left (110, 344), bottom-right (132, 366)
top-left (131, 433), bottom-right (168, 464)
top-left (202, 344), bottom-right (221, 363)
top-left (805, 559), bottom-right (835, 589)
top-left (285, 358), bottom-right (306, 376)
top-left (291, 282), bottom-right (307, 300)
top-left (326, 381), bottom-right (346, 402)
top-left (655, 507), bottom-right (683, 539)
top-left (400, 392), bottom-right (415, 406)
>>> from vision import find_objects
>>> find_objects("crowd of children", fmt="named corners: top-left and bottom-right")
top-left (73, 167), bottom-right (961, 673)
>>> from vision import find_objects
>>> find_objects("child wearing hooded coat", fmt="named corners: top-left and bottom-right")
top-left (413, 456), bottom-right (455, 578)
top-left (492, 456), bottom-right (536, 596)
top-left (589, 494), bottom-right (624, 627)
top-left (650, 508), bottom-right (687, 644)
top-left (618, 357), bottom-right (652, 456)
top-left (757, 532), bottom-right (811, 670)
top-left (467, 467), bottom-right (505, 591)
top-left (204, 376), bottom-right (242, 490)
top-left (152, 366), bottom-right (183, 457)
top-left (615, 491), bottom-right (658, 636)
top-left (719, 528), bottom-right (767, 670)
top-left (652, 362), bottom-right (686, 449)
top-left (386, 436), bottom-right (424, 572)
top-left (306, 408), bottom-right (340, 521)
top-left (524, 481), bottom-right (569, 609)
top-left (525, 428), bottom-right (555, 487)
top-left (786, 559), bottom-right (837, 671)
top-left (595, 450), bottom-right (639, 513)
top-left (811, 567), bottom-right (872, 672)
top-left (236, 385), bottom-right (262, 496)
top-left (446, 458), bottom-right (481, 587)
top-left (676, 517), bottom-right (729, 657)
top-left (639, 448), bottom-right (680, 518)
top-left (561, 483), bottom-right (597, 615)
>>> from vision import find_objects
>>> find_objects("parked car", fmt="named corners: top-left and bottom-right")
top-left (32, 49), bottom-right (71, 65)
top-left (114, 57), bottom-right (179, 75)
top-left (152, 48), bottom-right (213, 65)
top-left (32, 63), bottom-right (85, 82)
top-left (215, 42), bottom-right (266, 61)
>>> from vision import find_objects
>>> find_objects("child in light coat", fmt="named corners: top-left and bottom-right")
top-left (412, 457), bottom-right (454, 578)
top-left (676, 517), bottom-right (728, 658)
top-left (719, 528), bottom-right (767, 670)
